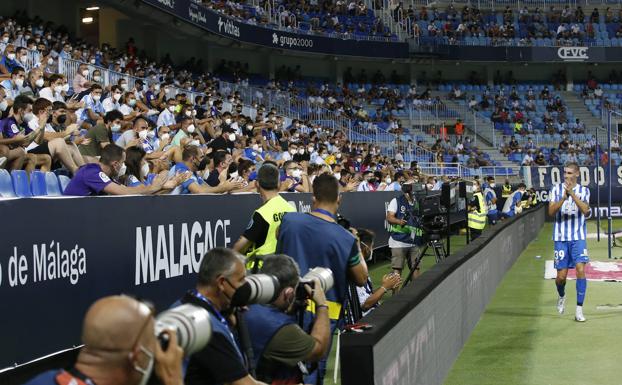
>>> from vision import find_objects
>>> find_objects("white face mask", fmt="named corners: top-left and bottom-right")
top-left (62, 84), bottom-right (69, 92)
top-left (298, 148), bottom-right (305, 155)
top-left (138, 130), bottom-right (149, 140)
top-left (24, 112), bottom-right (35, 123)
top-left (168, 106), bottom-right (176, 112)
top-left (133, 346), bottom-right (155, 385)
top-left (121, 83), bottom-right (128, 91)
top-left (111, 123), bottom-right (121, 132)
top-left (385, 177), bottom-right (392, 184)
top-left (82, 69), bottom-right (89, 77)
top-left (117, 162), bottom-right (127, 177)
top-left (128, 99), bottom-right (137, 107)
top-left (93, 75), bottom-right (101, 82)
top-left (187, 124), bottom-right (196, 133)
top-left (54, 85), bottom-right (63, 93)
top-left (489, 183), bottom-right (496, 188)
top-left (336, 153), bottom-right (342, 159)
top-left (225, 118), bottom-right (232, 125)
top-left (147, 130), bottom-right (156, 138)
top-left (15, 78), bottom-right (24, 87)
top-left (0, 100), bottom-right (8, 112)
top-left (334, 173), bottom-right (341, 180)
top-left (20, 55), bottom-right (28, 64)
top-left (292, 169), bottom-right (302, 178)
top-left (113, 93), bottom-right (122, 101)
top-left (308, 147), bottom-right (314, 153)
top-left (356, 158), bottom-right (362, 163)
top-left (189, 139), bottom-right (200, 146)
top-left (47, 57), bottom-right (54, 65)
top-left (141, 162), bottom-right (150, 177)
top-left (228, 133), bottom-right (236, 142)
top-left (28, 117), bottom-right (39, 130)
top-left (92, 94), bottom-right (101, 101)
top-left (252, 144), bottom-right (259, 151)
top-left (289, 148), bottom-right (297, 155)
top-left (1, 37), bottom-right (8, 43)
top-left (7, 53), bottom-right (16, 61)
top-left (185, 110), bottom-right (192, 117)
top-left (230, 171), bottom-right (239, 179)
top-left (35, 78), bottom-right (44, 87)
top-left (153, 84), bottom-right (160, 91)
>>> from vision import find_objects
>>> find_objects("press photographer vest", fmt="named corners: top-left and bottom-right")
top-left (246, 195), bottom-right (296, 271)
top-left (389, 194), bottom-right (424, 246)
top-left (468, 192), bottom-right (487, 230)
top-left (245, 304), bottom-right (301, 384)
top-left (483, 187), bottom-right (498, 213)
top-left (502, 184), bottom-right (512, 198)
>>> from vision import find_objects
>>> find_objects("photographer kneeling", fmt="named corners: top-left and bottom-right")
top-left (245, 255), bottom-right (330, 384)
top-left (24, 295), bottom-right (184, 385)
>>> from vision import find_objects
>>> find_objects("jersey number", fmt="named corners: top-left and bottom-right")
top-left (554, 250), bottom-right (565, 261)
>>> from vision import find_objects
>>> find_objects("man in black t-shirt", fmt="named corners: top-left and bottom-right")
top-left (181, 248), bottom-right (268, 385)
top-left (205, 150), bottom-right (231, 187)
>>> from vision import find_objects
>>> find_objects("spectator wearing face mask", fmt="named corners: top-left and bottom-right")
top-left (0, 66), bottom-right (26, 101)
top-left (0, 44), bottom-right (20, 75)
top-left (208, 126), bottom-right (237, 154)
top-left (123, 146), bottom-right (152, 187)
top-left (243, 138), bottom-right (265, 164)
top-left (156, 98), bottom-right (181, 132)
top-left (64, 144), bottom-right (177, 196)
top-left (73, 63), bottom-right (91, 95)
top-left (39, 74), bottom-right (65, 103)
top-left (357, 170), bottom-right (378, 191)
top-left (171, 117), bottom-right (201, 147)
top-left (168, 145), bottom-right (242, 195)
top-left (281, 160), bottom-right (310, 193)
top-left (79, 110), bottom-right (123, 163)
top-left (102, 85), bottom-right (123, 113)
top-left (79, 84), bottom-right (105, 128)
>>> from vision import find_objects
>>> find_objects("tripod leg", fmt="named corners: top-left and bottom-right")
top-left (402, 245), bottom-right (427, 288)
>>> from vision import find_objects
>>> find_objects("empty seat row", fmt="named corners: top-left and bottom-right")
top-left (0, 170), bottom-right (71, 198)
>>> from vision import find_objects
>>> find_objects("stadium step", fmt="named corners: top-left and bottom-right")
top-left (560, 91), bottom-right (605, 131)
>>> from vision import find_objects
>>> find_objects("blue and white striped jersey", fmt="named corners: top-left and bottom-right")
top-left (549, 183), bottom-right (590, 241)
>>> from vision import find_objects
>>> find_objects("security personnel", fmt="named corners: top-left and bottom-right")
top-left (468, 180), bottom-right (487, 240)
top-left (483, 176), bottom-right (498, 225)
top-left (233, 162), bottom-right (296, 272)
top-left (501, 179), bottom-right (512, 198)
top-left (386, 182), bottom-right (426, 277)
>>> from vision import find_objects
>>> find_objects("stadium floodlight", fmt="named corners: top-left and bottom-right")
top-left (86, 6), bottom-right (100, 10)
top-left (82, 17), bottom-right (94, 24)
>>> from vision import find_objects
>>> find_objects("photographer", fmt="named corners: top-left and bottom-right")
top-left (386, 182), bottom-right (425, 278)
top-left (276, 173), bottom-right (368, 385)
top-left (24, 295), bottom-right (184, 385)
top-left (174, 248), bottom-right (268, 385)
top-left (245, 255), bottom-right (330, 384)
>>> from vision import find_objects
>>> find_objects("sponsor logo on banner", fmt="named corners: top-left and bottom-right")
top-left (157, 0), bottom-right (175, 9)
top-left (272, 33), bottom-right (314, 48)
top-left (587, 206), bottom-right (622, 219)
top-left (1, 242), bottom-right (87, 288)
top-left (135, 220), bottom-right (232, 285)
top-left (189, 7), bottom-right (207, 23)
top-left (217, 17), bottom-right (240, 37)
top-left (557, 46), bottom-right (588, 61)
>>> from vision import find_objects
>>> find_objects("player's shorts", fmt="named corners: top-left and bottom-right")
top-left (554, 240), bottom-right (589, 270)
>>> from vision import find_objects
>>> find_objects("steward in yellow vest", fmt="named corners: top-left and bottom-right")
top-left (501, 180), bottom-right (512, 198)
top-left (468, 181), bottom-right (488, 241)
top-left (233, 163), bottom-right (296, 272)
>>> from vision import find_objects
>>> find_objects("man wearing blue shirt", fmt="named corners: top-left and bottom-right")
top-left (548, 162), bottom-right (591, 322)
top-left (169, 145), bottom-right (241, 194)
top-left (276, 173), bottom-right (368, 385)
top-left (79, 84), bottom-right (105, 127)
top-left (501, 183), bottom-right (526, 218)
top-left (0, 66), bottom-right (26, 101)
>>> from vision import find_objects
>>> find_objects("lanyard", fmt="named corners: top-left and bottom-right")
top-left (312, 208), bottom-right (336, 220)
top-left (191, 289), bottom-right (228, 326)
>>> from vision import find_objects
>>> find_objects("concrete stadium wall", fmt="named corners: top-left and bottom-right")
top-left (341, 205), bottom-right (546, 385)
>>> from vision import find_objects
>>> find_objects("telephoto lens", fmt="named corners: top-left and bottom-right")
top-left (230, 274), bottom-right (280, 307)
top-left (155, 304), bottom-right (212, 356)
top-left (296, 267), bottom-right (334, 300)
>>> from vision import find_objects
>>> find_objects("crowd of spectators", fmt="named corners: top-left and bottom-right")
top-left (0, 13), bottom-right (444, 196)
top-left (390, 2), bottom-right (622, 46)
top-left (200, 0), bottom-right (396, 40)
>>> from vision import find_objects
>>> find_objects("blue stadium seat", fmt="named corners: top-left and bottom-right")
top-left (30, 171), bottom-right (48, 196)
top-left (45, 172), bottom-right (62, 196)
top-left (11, 170), bottom-right (32, 197)
top-left (0, 169), bottom-right (16, 197)
top-left (58, 175), bottom-right (71, 194)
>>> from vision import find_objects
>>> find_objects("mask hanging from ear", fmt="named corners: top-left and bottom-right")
top-left (132, 346), bottom-right (154, 385)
